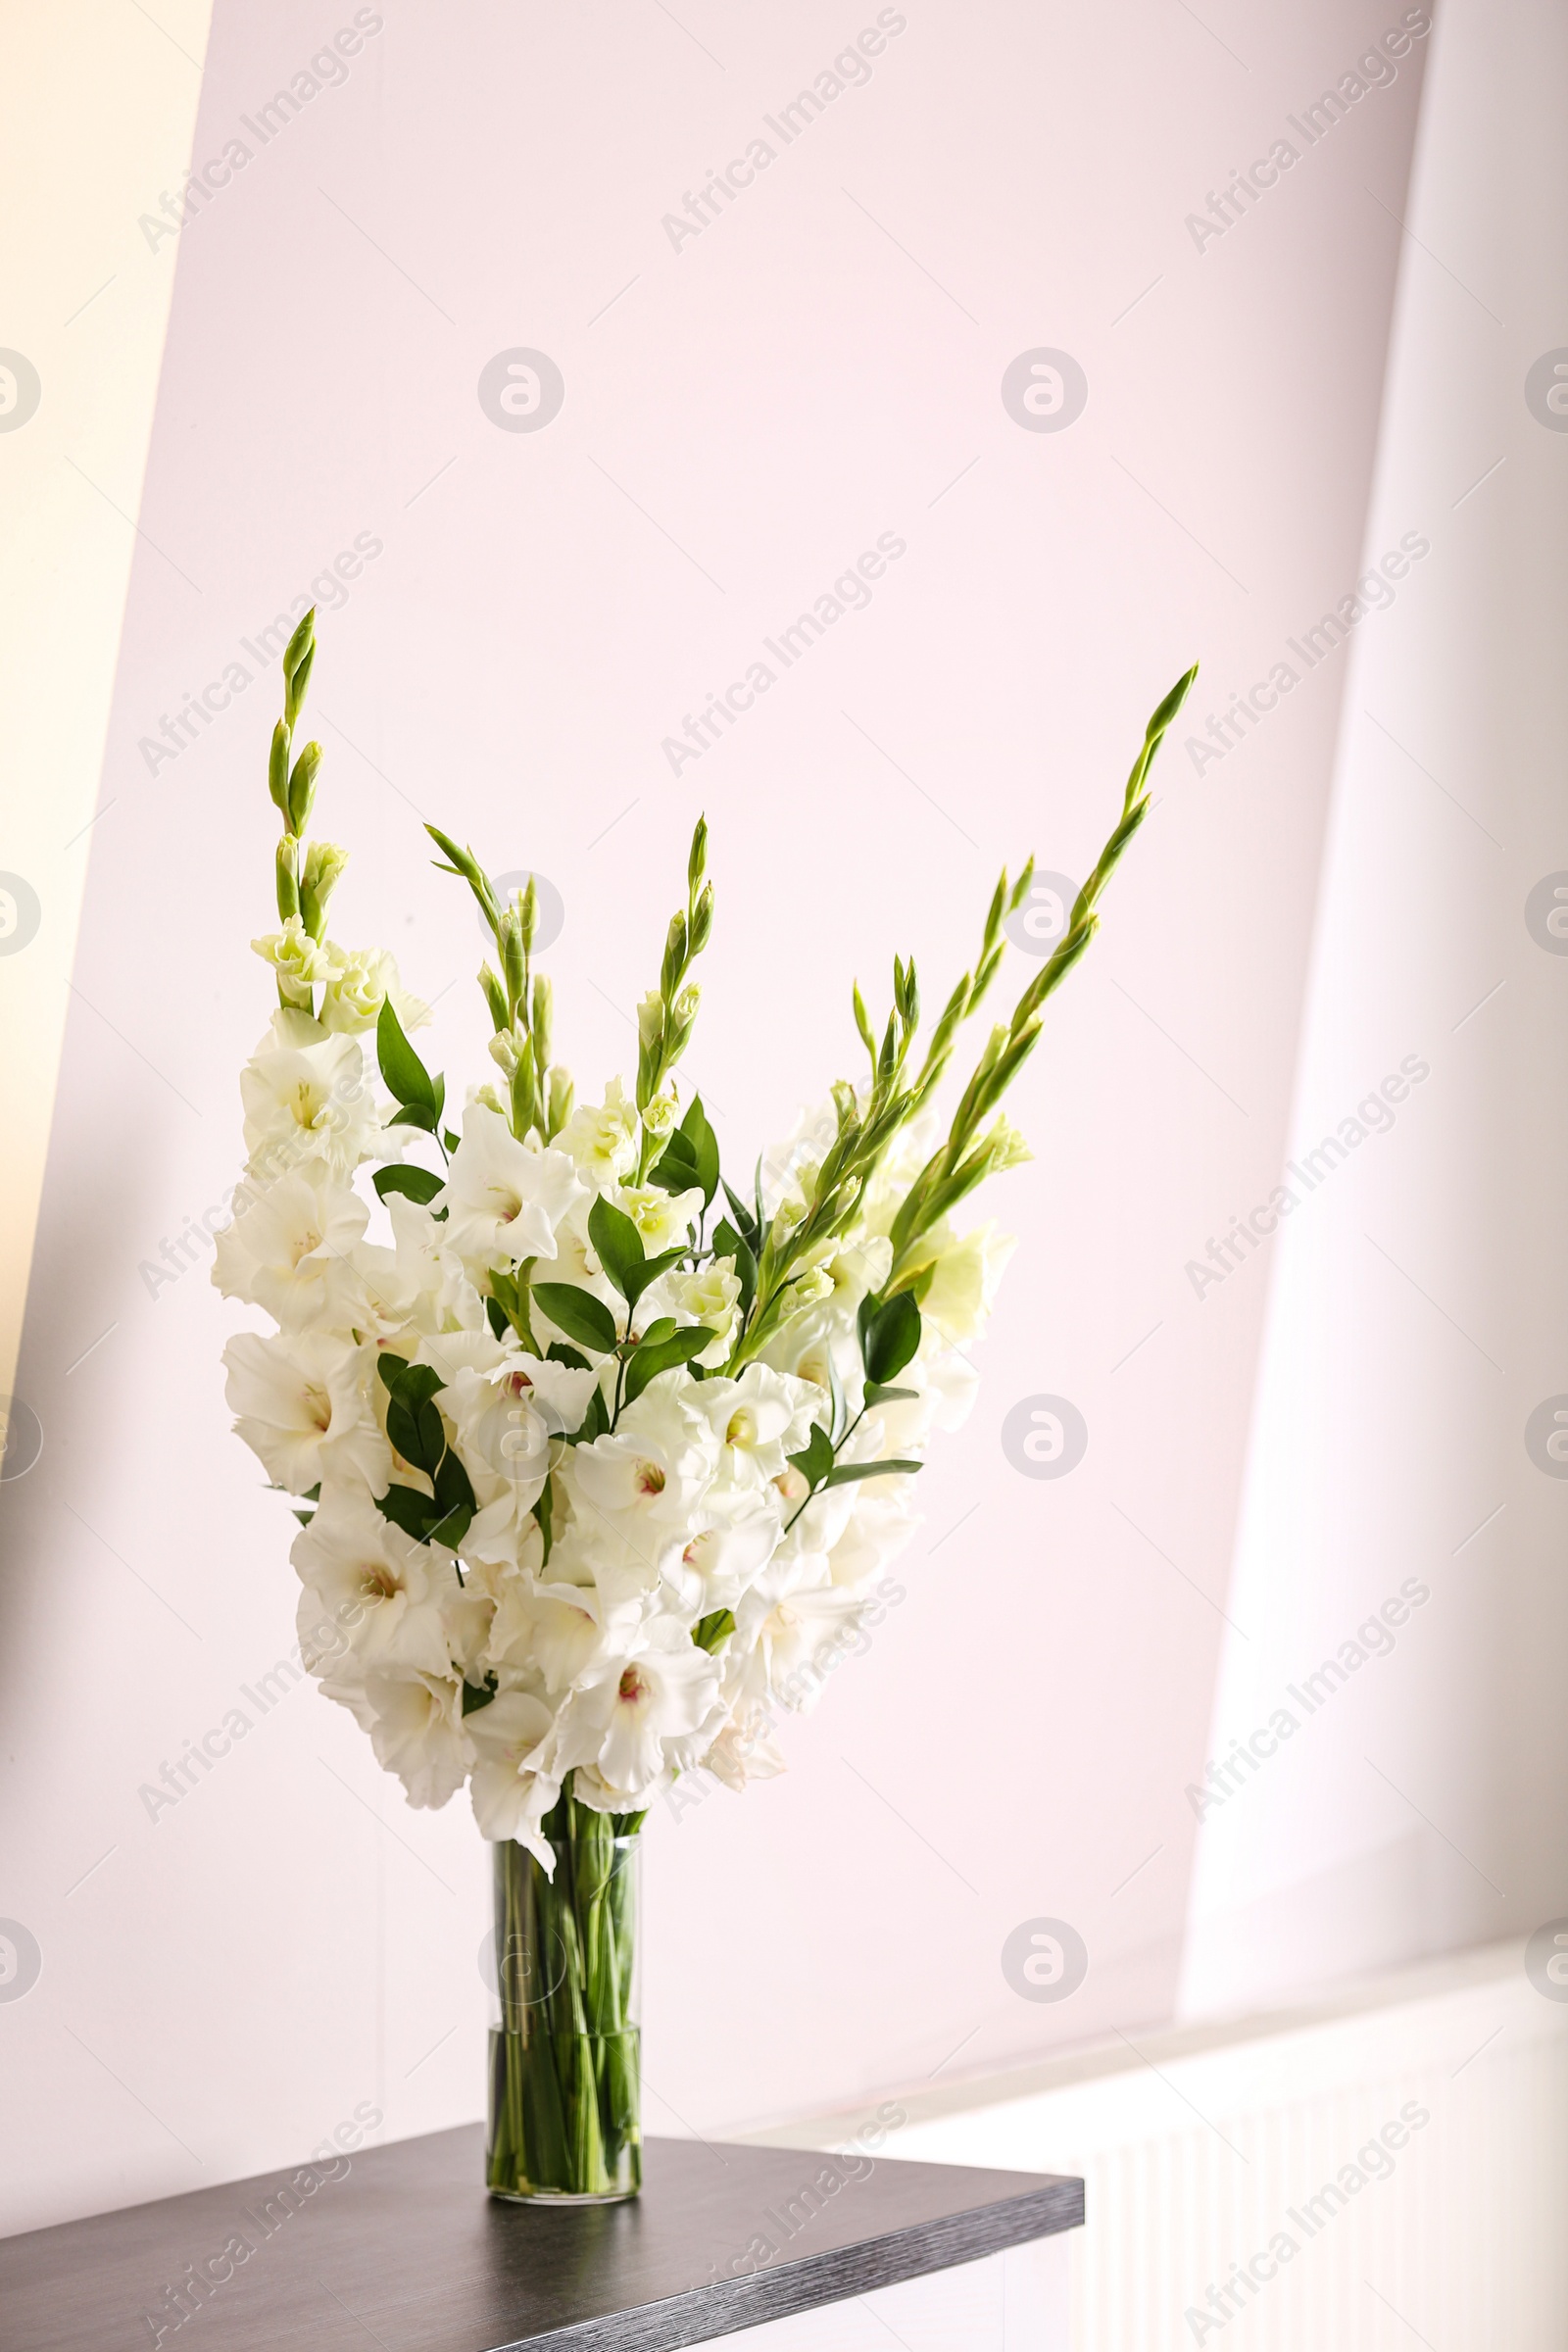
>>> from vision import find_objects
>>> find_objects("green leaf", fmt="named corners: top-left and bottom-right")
top-left (545, 1341), bottom-right (591, 1371)
top-left (679, 1096), bottom-right (720, 1206)
top-left (861, 1291), bottom-right (922, 1388)
top-left (462, 1675), bottom-right (498, 1716)
top-left (822, 1457), bottom-right (923, 1488)
top-left (648, 1130), bottom-right (700, 1196)
top-left (721, 1181), bottom-right (760, 1250)
top-left (692, 1608), bottom-right (736, 1654)
top-left (387, 1391), bottom-right (444, 1473)
top-left (376, 997), bottom-right (440, 1114)
top-left (621, 1244), bottom-right (685, 1312)
top-left (533, 1283), bottom-right (619, 1354)
top-left (389, 1102), bottom-right (438, 1133)
top-left (635, 1316), bottom-right (678, 1348)
top-left (712, 1219), bottom-right (758, 1322)
top-left (433, 1448), bottom-right (476, 1518)
top-left (588, 1194), bottom-right (645, 1299)
top-left (426, 1500), bottom-right (473, 1555)
top-left (485, 1297), bottom-right (510, 1343)
top-left (787, 1422), bottom-right (834, 1487)
top-left (864, 1383), bottom-right (919, 1407)
top-left (622, 1324), bottom-right (715, 1406)
top-left (442, 1127), bottom-right (461, 1154)
top-left (373, 1163), bottom-right (445, 1207)
top-left (374, 1483), bottom-right (436, 1541)
top-left (376, 1353), bottom-right (411, 1395)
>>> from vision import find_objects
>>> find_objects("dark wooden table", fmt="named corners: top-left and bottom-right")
top-left (0, 2125), bottom-right (1083, 2350)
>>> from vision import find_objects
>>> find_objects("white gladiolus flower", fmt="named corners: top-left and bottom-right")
top-left (223, 1329), bottom-right (387, 1495)
top-left (363, 1667), bottom-right (471, 1808)
top-left (567, 1389), bottom-right (718, 1572)
top-left (438, 1103), bottom-right (585, 1268)
top-left (293, 1493), bottom-right (452, 1676)
top-left (914, 1218), bottom-right (1016, 1347)
top-left (692, 1366), bottom-right (819, 1493)
top-left (240, 1009), bottom-right (381, 1178)
top-left (610, 1184), bottom-right (703, 1257)
top-left (320, 946), bottom-right (429, 1037)
top-left (663, 1496), bottom-right (783, 1617)
top-left (824, 1482), bottom-right (921, 1590)
top-left (635, 1261), bottom-right (741, 1365)
top-left (212, 1164), bottom-right (368, 1331)
top-left (467, 1690), bottom-right (563, 1856)
top-left (251, 915), bottom-right (335, 995)
top-left (701, 1699), bottom-right (787, 1791)
top-left (562, 1620), bottom-right (722, 1807)
top-left (733, 1563), bottom-right (873, 1716)
top-left (488, 1577), bottom-right (635, 1695)
top-left (559, 1078), bottom-right (640, 1192)
top-left (384, 1196), bottom-right (487, 1339)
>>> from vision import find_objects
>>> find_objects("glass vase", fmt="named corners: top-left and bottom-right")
top-left (486, 1806), bottom-right (642, 2203)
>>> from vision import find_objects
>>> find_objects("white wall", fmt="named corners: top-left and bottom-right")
top-left (1183, 0), bottom-right (1568, 2015)
top-left (0, 0), bottom-right (1457, 2235)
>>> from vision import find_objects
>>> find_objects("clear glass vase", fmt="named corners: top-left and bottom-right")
top-left (486, 1805), bottom-right (642, 2203)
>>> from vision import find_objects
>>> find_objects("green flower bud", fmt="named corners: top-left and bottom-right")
top-left (687, 813), bottom-right (708, 894)
top-left (531, 973), bottom-right (552, 1068)
top-left (269, 719), bottom-right (291, 813)
top-left (299, 839), bottom-right (348, 941)
top-left (688, 881), bottom-right (713, 956)
top-left (661, 909), bottom-right (687, 1000)
top-left (479, 962), bottom-right (508, 1031)
top-left (499, 906), bottom-right (526, 1009)
top-left (510, 1055), bottom-right (538, 1138)
top-left (517, 876), bottom-right (538, 956)
top-left (284, 639), bottom-right (316, 727)
top-left (636, 989), bottom-right (663, 1055)
top-left (275, 834), bottom-right (301, 922)
top-left (287, 740), bottom-right (322, 836)
top-left (547, 1067), bottom-right (574, 1138)
top-left (487, 1027), bottom-right (522, 1079)
top-left (282, 608), bottom-right (316, 680)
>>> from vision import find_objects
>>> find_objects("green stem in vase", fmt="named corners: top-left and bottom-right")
top-left (486, 1788), bottom-right (641, 2201)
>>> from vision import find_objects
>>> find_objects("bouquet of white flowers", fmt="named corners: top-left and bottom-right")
top-left (216, 611), bottom-right (1192, 2200)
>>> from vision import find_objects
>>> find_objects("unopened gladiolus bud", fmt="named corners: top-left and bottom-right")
top-left (282, 608), bottom-right (315, 680)
top-left (689, 882), bottom-right (713, 956)
top-left (300, 839), bottom-right (348, 940)
top-left (787, 1264), bottom-right (835, 1312)
top-left (284, 640), bottom-right (315, 726)
top-left (673, 983), bottom-right (701, 1029)
top-left (473, 1082), bottom-right (506, 1118)
top-left (479, 962), bottom-right (508, 1031)
top-left (510, 1055), bottom-right (538, 1139)
top-left (661, 910), bottom-right (687, 1000)
top-left (487, 1027), bottom-right (521, 1079)
top-left (275, 834), bottom-right (301, 921)
top-left (518, 877), bottom-right (538, 956)
top-left (531, 974), bottom-right (552, 1067)
top-left (641, 1093), bottom-right (677, 1141)
top-left (687, 813), bottom-right (708, 894)
top-left (499, 907), bottom-right (526, 1010)
top-left (547, 1067), bottom-right (574, 1138)
top-left (269, 719), bottom-right (290, 813)
top-left (637, 990), bottom-right (663, 1054)
top-left (287, 741), bottom-right (322, 836)
top-left (984, 1116), bottom-right (1032, 1176)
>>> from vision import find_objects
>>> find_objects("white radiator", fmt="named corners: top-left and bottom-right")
top-left (745, 1941), bottom-right (1568, 2349)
